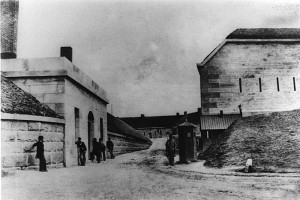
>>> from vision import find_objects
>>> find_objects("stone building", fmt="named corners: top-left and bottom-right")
top-left (121, 113), bottom-right (185, 138)
top-left (197, 28), bottom-right (300, 117)
top-left (2, 54), bottom-right (109, 167)
top-left (1, 76), bottom-right (65, 169)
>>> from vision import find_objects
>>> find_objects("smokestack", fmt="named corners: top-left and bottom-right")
top-left (60, 47), bottom-right (72, 62)
top-left (1, 0), bottom-right (19, 59)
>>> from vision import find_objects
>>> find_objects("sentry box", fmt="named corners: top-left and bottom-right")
top-left (177, 121), bottom-right (197, 163)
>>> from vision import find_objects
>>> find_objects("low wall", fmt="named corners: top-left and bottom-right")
top-left (1, 113), bottom-right (65, 170)
top-left (108, 131), bottom-right (151, 155)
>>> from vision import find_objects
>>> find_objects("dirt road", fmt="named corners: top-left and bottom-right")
top-left (2, 138), bottom-right (300, 200)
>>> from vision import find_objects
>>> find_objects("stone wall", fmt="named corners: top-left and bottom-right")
top-left (108, 131), bottom-right (151, 155)
top-left (200, 42), bottom-right (300, 116)
top-left (136, 128), bottom-right (173, 138)
top-left (1, 114), bottom-right (65, 169)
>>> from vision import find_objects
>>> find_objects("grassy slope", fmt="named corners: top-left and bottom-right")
top-left (202, 109), bottom-right (300, 171)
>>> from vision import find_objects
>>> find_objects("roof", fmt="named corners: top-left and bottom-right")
top-left (1, 58), bottom-right (109, 104)
top-left (200, 114), bottom-right (241, 130)
top-left (178, 121), bottom-right (197, 127)
top-left (226, 28), bottom-right (300, 39)
top-left (1, 75), bottom-right (62, 118)
top-left (121, 115), bottom-right (183, 129)
top-left (107, 113), bottom-right (152, 143)
top-left (198, 28), bottom-right (300, 68)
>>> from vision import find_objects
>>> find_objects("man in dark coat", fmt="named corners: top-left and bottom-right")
top-left (94, 139), bottom-right (101, 163)
top-left (32, 136), bottom-right (47, 172)
top-left (99, 138), bottom-right (106, 161)
top-left (106, 137), bottom-right (115, 159)
top-left (75, 137), bottom-right (87, 166)
top-left (165, 133), bottom-right (176, 166)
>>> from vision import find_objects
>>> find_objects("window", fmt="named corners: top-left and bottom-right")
top-left (259, 78), bottom-right (262, 92)
top-left (277, 77), bottom-right (280, 91)
top-left (75, 108), bottom-right (80, 138)
top-left (293, 77), bottom-right (296, 91)
top-left (100, 118), bottom-right (104, 139)
top-left (239, 78), bottom-right (242, 93)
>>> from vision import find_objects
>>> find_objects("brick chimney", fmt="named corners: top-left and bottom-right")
top-left (60, 47), bottom-right (72, 62)
top-left (1, 0), bottom-right (19, 59)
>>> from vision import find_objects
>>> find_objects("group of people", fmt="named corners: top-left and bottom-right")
top-left (75, 137), bottom-right (115, 166)
top-left (31, 135), bottom-right (115, 172)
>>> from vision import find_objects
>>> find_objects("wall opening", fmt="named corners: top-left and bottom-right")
top-left (100, 118), bottom-right (103, 139)
top-left (88, 111), bottom-right (94, 159)
top-left (293, 77), bottom-right (296, 91)
top-left (259, 78), bottom-right (262, 92)
top-left (277, 77), bottom-right (280, 91)
top-left (239, 78), bottom-right (242, 93)
top-left (75, 108), bottom-right (80, 139)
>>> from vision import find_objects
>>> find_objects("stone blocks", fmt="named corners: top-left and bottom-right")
top-left (1, 119), bottom-right (64, 169)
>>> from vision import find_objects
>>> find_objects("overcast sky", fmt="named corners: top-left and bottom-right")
top-left (17, 0), bottom-right (300, 117)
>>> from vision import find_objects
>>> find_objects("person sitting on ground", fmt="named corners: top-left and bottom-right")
top-left (106, 137), bottom-right (115, 159)
top-left (245, 157), bottom-right (253, 173)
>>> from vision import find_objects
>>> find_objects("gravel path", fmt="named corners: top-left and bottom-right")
top-left (2, 138), bottom-right (300, 200)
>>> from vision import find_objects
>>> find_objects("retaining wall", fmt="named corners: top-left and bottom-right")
top-left (1, 113), bottom-right (65, 169)
top-left (108, 131), bottom-right (151, 155)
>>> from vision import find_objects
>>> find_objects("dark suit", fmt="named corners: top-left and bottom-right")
top-left (33, 141), bottom-right (47, 171)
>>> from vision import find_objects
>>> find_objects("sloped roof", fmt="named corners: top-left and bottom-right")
top-left (198, 28), bottom-right (300, 69)
top-left (107, 113), bottom-right (152, 143)
top-left (226, 28), bottom-right (300, 39)
top-left (1, 75), bottom-right (62, 118)
top-left (200, 114), bottom-right (241, 130)
top-left (121, 115), bottom-right (183, 129)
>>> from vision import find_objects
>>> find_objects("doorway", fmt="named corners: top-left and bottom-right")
top-left (88, 111), bottom-right (94, 160)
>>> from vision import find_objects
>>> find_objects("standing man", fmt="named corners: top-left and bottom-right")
top-left (75, 137), bottom-right (87, 166)
top-left (32, 136), bottom-right (47, 172)
top-left (99, 138), bottom-right (106, 161)
top-left (165, 133), bottom-right (176, 166)
top-left (106, 137), bottom-right (115, 159)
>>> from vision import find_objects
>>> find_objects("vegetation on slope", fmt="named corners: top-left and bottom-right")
top-left (202, 109), bottom-right (300, 172)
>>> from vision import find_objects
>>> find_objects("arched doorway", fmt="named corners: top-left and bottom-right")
top-left (88, 112), bottom-right (94, 160)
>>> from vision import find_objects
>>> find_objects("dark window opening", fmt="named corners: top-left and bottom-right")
top-left (75, 108), bottom-right (80, 138)
top-left (277, 77), bottom-right (280, 91)
top-left (259, 78), bottom-right (262, 92)
top-left (239, 78), bottom-right (242, 93)
top-left (100, 118), bottom-right (104, 139)
top-left (293, 77), bottom-right (296, 91)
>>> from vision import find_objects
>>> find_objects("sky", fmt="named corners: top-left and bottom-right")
top-left (17, 0), bottom-right (300, 117)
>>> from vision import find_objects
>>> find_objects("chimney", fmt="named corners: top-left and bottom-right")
top-left (220, 110), bottom-right (223, 117)
top-left (1, 0), bottom-right (19, 59)
top-left (198, 108), bottom-right (202, 116)
top-left (60, 47), bottom-right (72, 62)
top-left (141, 114), bottom-right (145, 118)
top-left (176, 112), bottom-right (179, 117)
top-left (184, 111), bottom-right (187, 116)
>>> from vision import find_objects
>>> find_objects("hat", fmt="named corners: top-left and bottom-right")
top-left (38, 136), bottom-right (44, 140)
